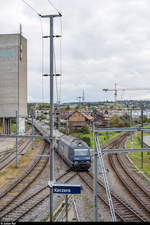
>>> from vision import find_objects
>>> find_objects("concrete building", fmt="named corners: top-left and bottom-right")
top-left (0, 33), bottom-right (27, 134)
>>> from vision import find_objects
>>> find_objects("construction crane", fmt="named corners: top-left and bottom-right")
top-left (102, 83), bottom-right (150, 102)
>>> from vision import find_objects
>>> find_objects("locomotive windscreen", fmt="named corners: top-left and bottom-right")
top-left (74, 149), bottom-right (89, 156)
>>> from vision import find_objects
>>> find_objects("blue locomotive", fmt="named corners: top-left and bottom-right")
top-left (56, 134), bottom-right (91, 171)
top-left (28, 119), bottom-right (91, 171)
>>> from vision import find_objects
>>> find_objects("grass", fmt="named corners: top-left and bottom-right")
top-left (41, 213), bottom-right (50, 222)
top-left (126, 132), bottom-right (150, 181)
top-left (71, 131), bottom-right (121, 150)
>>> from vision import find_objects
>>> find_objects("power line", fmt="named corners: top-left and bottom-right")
top-left (21, 0), bottom-right (41, 16)
top-left (53, 46), bottom-right (59, 104)
top-left (39, 17), bottom-right (45, 104)
top-left (47, 0), bottom-right (63, 104)
top-left (21, 0), bottom-right (46, 103)
top-left (47, 0), bottom-right (61, 15)
top-left (21, 0), bottom-right (62, 104)
top-left (59, 18), bottom-right (63, 104)
top-left (58, 39), bottom-right (62, 104)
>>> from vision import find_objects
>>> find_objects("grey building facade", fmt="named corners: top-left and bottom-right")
top-left (0, 34), bottom-right (27, 133)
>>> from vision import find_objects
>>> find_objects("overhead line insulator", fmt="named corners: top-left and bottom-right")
top-left (42, 35), bottom-right (61, 38)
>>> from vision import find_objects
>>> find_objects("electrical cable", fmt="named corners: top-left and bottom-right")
top-left (21, 0), bottom-right (41, 16)
top-left (59, 17), bottom-right (63, 105)
top-left (21, 0), bottom-right (45, 104)
top-left (39, 17), bottom-right (45, 104)
top-left (47, 0), bottom-right (63, 104)
top-left (47, 0), bottom-right (61, 15)
top-left (22, 0), bottom-right (62, 105)
top-left (53, 46), bottom-right (59, 104)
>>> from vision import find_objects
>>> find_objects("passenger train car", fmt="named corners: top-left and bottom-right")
top-left (28, 119), bottom-right (91, 171)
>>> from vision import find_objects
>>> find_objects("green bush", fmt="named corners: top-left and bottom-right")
top-left (81, 136), bottom-right (91, 147)
top-left (79, 124), bottom-right (90, 134)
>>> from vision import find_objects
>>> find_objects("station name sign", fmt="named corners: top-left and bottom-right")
top-left (48, 182), bottom-right (81, 194)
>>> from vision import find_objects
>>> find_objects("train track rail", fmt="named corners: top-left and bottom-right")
top-left (55, 194), bottom-right (80, 222)
top-left (0, 141), bottom-right (49, 220)
top-left (0, 128), bottom-right (34, 171)
top-left (108, 140), bottom-right (150, 220)
top-left (101, 132), bottom-right (150, 221)
top-left (0, 169), bottom-right (77, 222)
top-left (78, 171), bottom-right (146, 222)
top-left (1, 128), bottom-right (150, 222)
top-left (0, 138), bottom-right (32, 170)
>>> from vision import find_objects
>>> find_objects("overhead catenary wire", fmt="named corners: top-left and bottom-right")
top-left (53, 46), bottom-right (59, 104)
top-left (21, 0), bottom-right (46, 103)
top-left (54, 39), bottom-right (62, 105)
top-left (47, 0), bottom-right (63, 104)
top-left (59, 19), bottom-right (63, 104)
top-left (53, 25), bottom-right (63, 105)
top-left (39, 17), bottom-right (45, 104)
top-left (21, 0), bottom-right (62, 104)
top-left (47, 0), bottom-right (62, 15)
top-left (21, 0), bottom-right (41, 16)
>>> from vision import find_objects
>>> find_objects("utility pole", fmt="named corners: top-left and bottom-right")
top-left (93, 123), bottom-right (98, 221)
top-left (32, 110), bottom-right (34, 149)
top-left (130, 108), bottom-right (133, 149)
top-left (141, 107), bottom-right (144, 168)
top-left (17, 24), bottom-right (22, 134)
top-left (40, 13), bottom-right (62, 222)
top-left (16, 111), bottom-right (19, 168)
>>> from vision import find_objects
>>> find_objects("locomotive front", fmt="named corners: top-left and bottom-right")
top-left (72, 144), bottom-right (91, 170)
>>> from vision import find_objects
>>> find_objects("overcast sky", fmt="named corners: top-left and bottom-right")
top-left (1, 0), bottom-right (150, 103)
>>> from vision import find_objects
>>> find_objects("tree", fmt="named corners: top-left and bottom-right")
top-left (109, 115), bottom-right (125, 128)
top-left (79, 124), bottom-right (90, 134)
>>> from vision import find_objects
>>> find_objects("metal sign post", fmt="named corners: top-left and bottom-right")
top-left (141, 108), bottom-right (144, 168)
top-left (66, 195), bottom-right (68, 222)
top-left (48, 182), bottom-right (81, 222)
top-left (40, 13), bottom-right (62, 222)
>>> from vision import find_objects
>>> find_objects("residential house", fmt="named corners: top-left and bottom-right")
top-left (67, 111), bottom-right (94, 128)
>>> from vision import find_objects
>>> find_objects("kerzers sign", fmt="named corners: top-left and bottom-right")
top-left (48, 182), bottom-right (81, 194)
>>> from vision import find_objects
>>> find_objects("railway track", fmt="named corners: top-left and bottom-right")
top-left (1, 128), bottom-right (150, 222)
top-left (0, 128), bottom-right (34, 171)
top-left (0, 141), bottom-right (49, 220)
top-left (55, 194), bottom-right (80, 222)
top-left (0, 138), bottom-right (32, 170)
top-left (101, 132), bottom-right (150, 221)
top-left (108, 143), bottom-right (150, 220)
top-left (0, 169), bottom-right (77, 222)
top-left (78, 171), bottom-right (146, 222)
